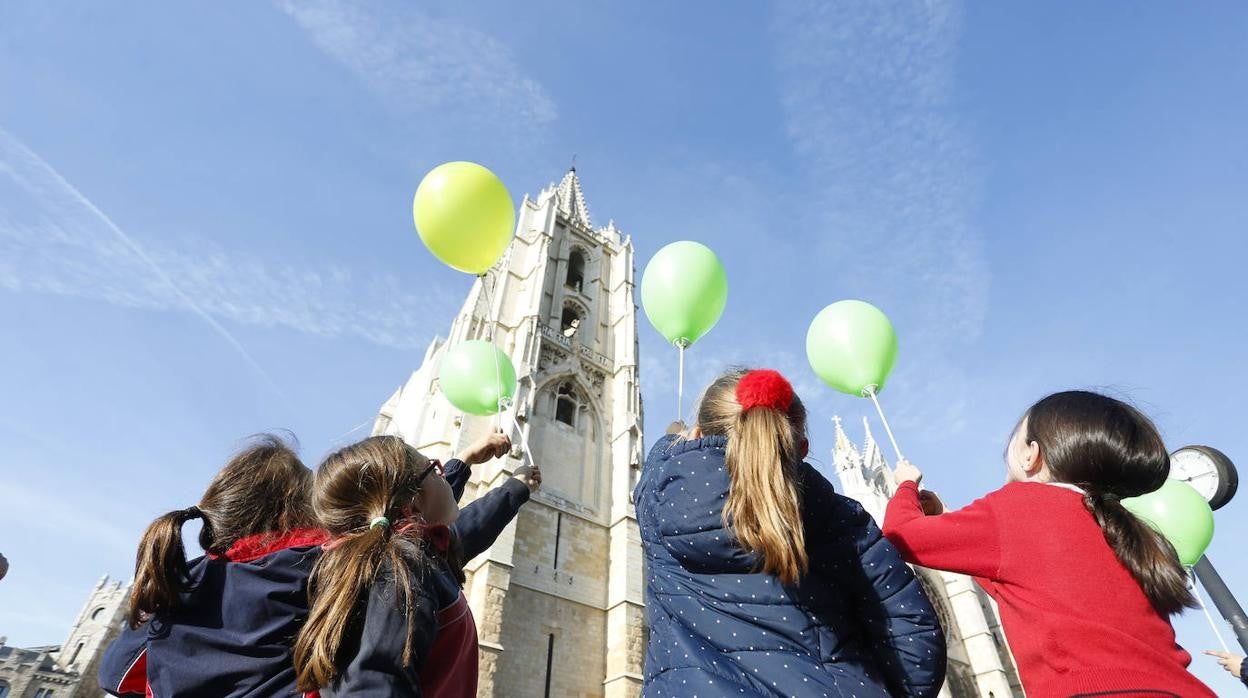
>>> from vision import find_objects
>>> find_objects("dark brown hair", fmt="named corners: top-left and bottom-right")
top-left (696, 368), bottom-right (809, 585)
top-left (1024, 390), bottom-right (1194, 615)
top-left (294, 435), bottom-right (440, 691)
top-left (128, 433), bottom-right (314, 628)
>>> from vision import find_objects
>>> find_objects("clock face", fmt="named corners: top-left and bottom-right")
top-left (1169, 448), bottom-right (1222, 502)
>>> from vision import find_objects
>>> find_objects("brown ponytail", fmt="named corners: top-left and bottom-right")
top-left (696, 369), bottom-right (809, 585)
top-left (128, 506), bottom-right (203, 628)
top-left (1024, 391), bottom-right (1195, 615)
top-left (294, 436), bottom-right (431, 692)
top-left (127, 433), bottom-right (313, 628)
top-left (1084, 492), bottom-right (1193, 615)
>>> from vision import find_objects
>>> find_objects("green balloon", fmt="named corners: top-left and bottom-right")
top-left (1123, 478), bottom-right (1214, 567)
top-left (805, 300), bottom-right (898, 397)
top-left (413, 161), bottom-right (515, 275)
top-left (438, 340), bottom-right (518, 416)
top-left (640, 241), bottom-right (728, 347)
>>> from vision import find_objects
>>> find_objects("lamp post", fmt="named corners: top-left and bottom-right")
top-left (1193, 556), bottom-right (1248, 652)
top-left (1170, 444), bottom-right (1245, 651)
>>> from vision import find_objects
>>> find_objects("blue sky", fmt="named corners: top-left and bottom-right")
top-left (2, 1), bottom-right (1246, 691)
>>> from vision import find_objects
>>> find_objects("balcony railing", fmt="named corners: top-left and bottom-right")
top-left (537, 323), bottom-right (612, 370)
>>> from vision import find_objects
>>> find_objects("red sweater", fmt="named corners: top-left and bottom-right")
top-left (883, 480), bottom-right (1214, 698)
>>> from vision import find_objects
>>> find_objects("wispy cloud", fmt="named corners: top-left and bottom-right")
top-left (277, 0), bottom-right (557, 132)
top-left (0, 128), bottom-right (456, 357)
top-left (0, 475), bottom-right (136, 559)
top-left (0, 126), bottom-right (289, 396)
top-left (771, 0), bottom-right (988, 436)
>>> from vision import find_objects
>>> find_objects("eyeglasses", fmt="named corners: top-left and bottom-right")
top-left (414, 458), bottom-right (444, 488)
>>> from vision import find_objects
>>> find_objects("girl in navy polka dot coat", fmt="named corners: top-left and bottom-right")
top-left (634, 369), bottom-right (946, 697)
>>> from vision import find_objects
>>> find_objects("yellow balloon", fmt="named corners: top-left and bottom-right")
top-left (413, 162), bottom-right (515, 274)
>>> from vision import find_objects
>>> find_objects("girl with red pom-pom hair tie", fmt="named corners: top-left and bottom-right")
top-left (632, 367), bottom-right (947, 698)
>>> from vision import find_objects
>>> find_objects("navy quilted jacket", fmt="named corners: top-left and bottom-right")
top-left (634, 435), bottom-right (946, 698)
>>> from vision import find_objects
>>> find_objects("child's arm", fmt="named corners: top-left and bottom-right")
top-left (441, 458), bottom-right (471, 502)
top-left (97, 622), bottom-right (148, 696)
top-left (802, 465), bottom-right (947, 698)
top-left (882, 480), bottom-right (1002, 578)
top-left (450, 476), bottom-right (532, 561)
top-left (445, 432), bottom-right (513, 502)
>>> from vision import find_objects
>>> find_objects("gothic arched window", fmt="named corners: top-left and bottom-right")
top-left (0, 680), bottom-right (11, 698)
top-left (91, 607), bottom-right (105, 620)
top-left (917, 573), bottom-right (955, 638)
top-left (555, 383), bottom-right (579, 427)
top-left (566, 248), bottom-right (585, 292)
top-left (560, 305), bottom-right (581, 339)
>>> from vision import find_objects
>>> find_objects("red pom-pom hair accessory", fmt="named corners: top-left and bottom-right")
top-left (735, 369), bottom-right (795, 413)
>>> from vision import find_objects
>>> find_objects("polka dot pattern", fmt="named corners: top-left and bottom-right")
top-left (633, 434), bottom-right (948, 698)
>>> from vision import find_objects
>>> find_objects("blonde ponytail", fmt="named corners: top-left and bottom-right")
top-left (697, 369), bottom-right (809, 585)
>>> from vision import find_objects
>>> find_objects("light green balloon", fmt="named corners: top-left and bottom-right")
top-left (640, 241), bottom-right (728, 347)
top-left (1123, 478), bottom-right (1214, 567)
top-left (438, 340), bottom-right (518, 416)
top-left (805, 300), bottom-right (898, 397)
top-left (413, 162), bottom-right (515, 275)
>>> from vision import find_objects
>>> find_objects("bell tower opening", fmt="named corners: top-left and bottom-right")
top-left (566, 248), bottom-right (585, 292)
top-left (560, 305), bottom-right (581, 338)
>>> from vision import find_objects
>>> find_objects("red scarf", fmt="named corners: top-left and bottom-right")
top-left (207, 528), bottom-right (329, 563)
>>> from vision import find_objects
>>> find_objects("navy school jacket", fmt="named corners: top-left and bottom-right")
top-left (321, 476), bottom-right (531, 697)
top-left (634, 435), bottom-right (947, 698)
top-left (99, 458), bottom-right (489, 697)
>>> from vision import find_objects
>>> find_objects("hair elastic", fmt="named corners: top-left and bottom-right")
top-left (736, 369), bottom-right (795, 413)
top-left (370, 516), bottom-right (390, 530)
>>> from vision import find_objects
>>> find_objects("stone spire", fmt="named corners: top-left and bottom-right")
top-left (556, 167), bottom-right (592, 228)
top-left (832, 415), bottom-right (856, 459)
top-left (862, 416), bottom-right (882, 470)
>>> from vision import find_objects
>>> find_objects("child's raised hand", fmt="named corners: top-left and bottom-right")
top-left (1204, 650), bottom-right (1244, 678)
top-left (893, 459), bottom-right (923, 486)
top-left (460, 431), bottom-right (512, 465)
top-left (512, 464), bottom-right (543, 493)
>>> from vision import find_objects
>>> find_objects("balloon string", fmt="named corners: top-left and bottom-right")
top-left (677, 342), bottom-right (686, 421)
top-left (1191, 570), bottom-right (1232, 653)
top-left (479, 273), bottom-right (504, 432)
top-left (865, 386), bottom-right (904, 462)
top-left (505, 406), bottom-right (534, 468)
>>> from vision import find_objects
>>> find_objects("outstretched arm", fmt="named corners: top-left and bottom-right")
top-left (450, 477), bottom-right (532, 561)
top-left (447, 432), bottom-right (513, 502)
top-left (883, 480), bottom-right (1002, 579)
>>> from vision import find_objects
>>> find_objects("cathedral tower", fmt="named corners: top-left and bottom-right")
top-left (374, 169), bottom-right (646, 697)
top-left (58, 575), bottom-right (129, 698)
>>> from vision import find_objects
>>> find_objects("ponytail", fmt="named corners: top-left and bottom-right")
top-left (293, 435), bottom-right (432, 692)
top-left (1084, 492), bottom-right (1194, 615)
top-left (294, 525), bottom-right (423, 691)
top-left (126, 433), bottom-right (313, 629)
top-left (128, 506), bottom-right (204, 628)
top-left (1023, 390), bottom-right (1196, 616)
top-left (725, 407), bottom-right (808, 585)
top-left (698, 368), bottom-right (810, 586)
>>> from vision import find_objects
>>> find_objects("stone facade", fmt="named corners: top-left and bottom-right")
top-left (374, 169), bottom-right (646, 697)
top-left (832, 417), bottom-right (1026, 698)
top-left (0, 576), bottom-right (129, 698)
